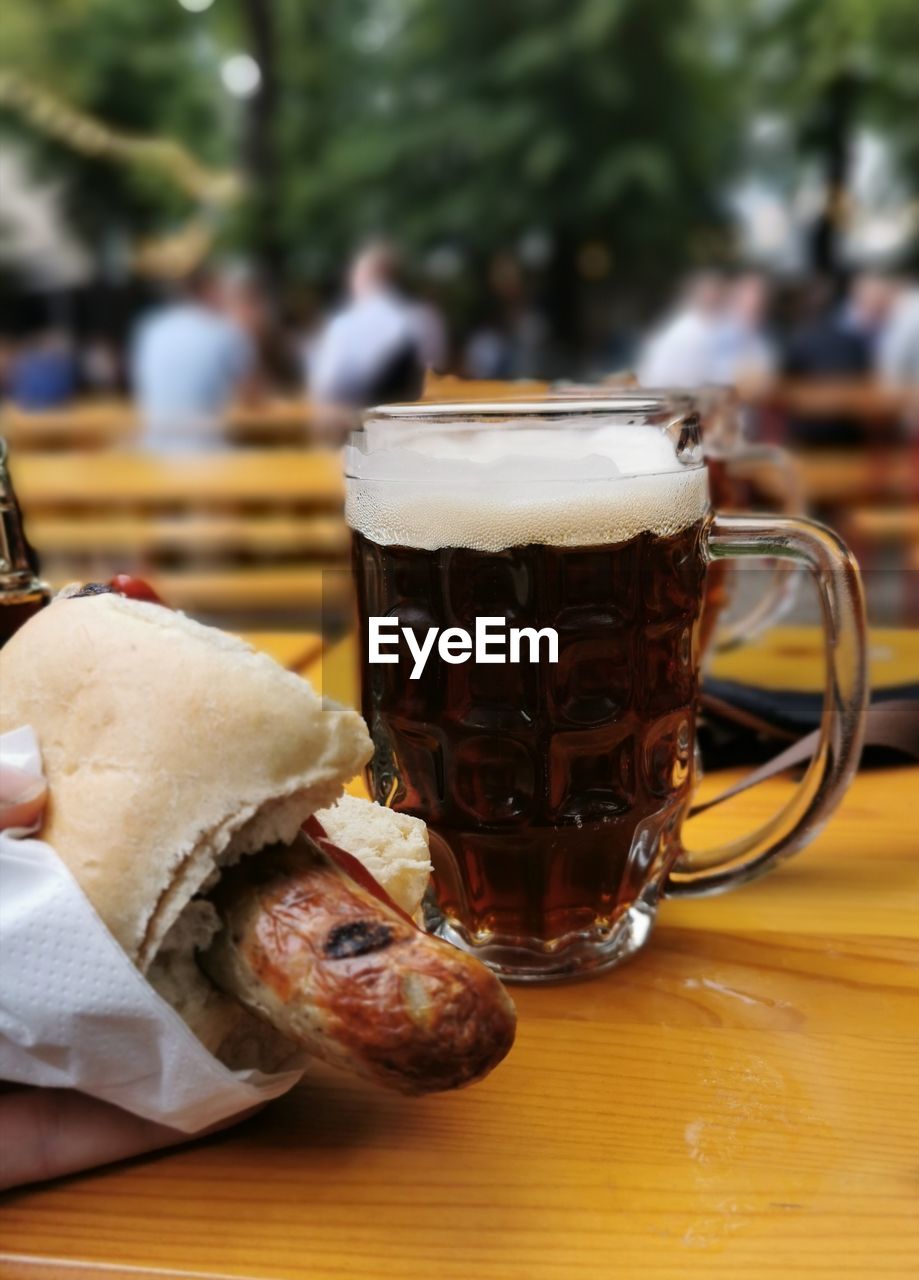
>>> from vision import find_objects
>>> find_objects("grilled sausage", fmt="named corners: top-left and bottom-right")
top-left (200, 832), bottom-right (516, 1094)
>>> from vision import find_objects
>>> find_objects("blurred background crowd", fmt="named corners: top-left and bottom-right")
top-left (1, 0), bottom-right (918, 631)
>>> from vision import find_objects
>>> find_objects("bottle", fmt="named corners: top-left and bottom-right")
top-left (0, 438), bottom-right (51, 647)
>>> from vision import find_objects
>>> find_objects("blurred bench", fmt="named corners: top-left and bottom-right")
top-left (794, 448), bottom-right (919, 506)
top-left (781, 450), bottom-right (919, 626)
top-left (753, 379), bottom-right (916, 423)
top-left (10, 449), bottom-right (344, 510)
top-left (1, 380), bottom-right (553, 452)
top-left (1, 399), bottom-right (316, 452)
top-left (843, 508), bottom-right (919, 545)
top-left (43, 567), bottom-right (349, 616)
top-left (11, 448), bottom-right (350, 627)
top-left (1, 401), bottom-right (136, 451)
top-left (5, 380), bottom-right (915, 453)
top-left (421, 374), bottom-right (550, 401)
top-left (26, 513), bottom-right (350, 559)
top-left (839, 505), bottom-right (919, 625)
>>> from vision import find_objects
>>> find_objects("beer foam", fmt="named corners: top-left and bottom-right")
top-left (346, 422), bottom-right (709, 551)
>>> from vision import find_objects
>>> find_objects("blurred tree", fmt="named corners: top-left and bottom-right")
top-left (3, 0), bottom-right (743, 345)
top-left (270, 0), bottom-right (740, 352)
top-left (707, 0), bottom-right (919, 276)
top-left (239, 0), bottom-right (282, 290)
top-left (0, 0), bottom-right (232, 272)
top-left (4, 0), bottom-right (916, 343)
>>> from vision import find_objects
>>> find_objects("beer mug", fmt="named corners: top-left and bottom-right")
top-left (692, 387), bottom-right (804, 654)
top-left (567, 387), bottom-right (805, 655)
top-left (346, 397), bottom-right (867, 981)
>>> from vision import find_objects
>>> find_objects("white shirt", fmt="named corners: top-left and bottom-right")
top-left (637, 309), bottom-right (721, 389)
top-left (131, 303), bottom-right (254, 451)
top-left (309, 289), bottom-right (420, 406)
top-left (410, 301), bottom-right (448, 372)
top-left (709, 318), bottom-right (775, 386)
top-left (878, 289), bottom-right (919, 385)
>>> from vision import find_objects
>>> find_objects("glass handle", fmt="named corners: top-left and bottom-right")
top-left (665, 512), bottom-right (868, 898)
top-left (713, 446), bottom-right (805, 653)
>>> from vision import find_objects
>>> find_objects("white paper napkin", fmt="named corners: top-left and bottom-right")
top-left (0, 726), bottom-right (303, 1133)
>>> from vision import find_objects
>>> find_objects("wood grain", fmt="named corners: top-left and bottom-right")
top-left (1, 629), bottom-right (915, 1279)
top-left (1, 399), bottom-right (316, 452)
top-left (9, 451), bottom-right (344, 511)
top-left (26, 514), bottom-right (349, 559)
top-left (44, 567), bottom-right (347, 617)
top-left (793, 448), bottom-right (918, 505)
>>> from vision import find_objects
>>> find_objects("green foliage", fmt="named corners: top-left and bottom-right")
top-left (1, 0), bottom-right (916, 286)
top-left (0, 0), bottom-right (231, 247)
top-left (268, 0), bottom-right (739, 286)
top-left (703, 0), bottom-right (919, 176)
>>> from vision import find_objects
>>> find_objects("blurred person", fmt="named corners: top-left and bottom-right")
top-left (462, 254), bottom-right (550, 380)
top-left (81, 336), bottom-right (122, 396)
top-left (846, 273), bottom-right (895, 357)
top-left (131, 269), bottom-right (256, 451)
top-left (876, 275), bottom-right (919, 386)
top-left (9, 330), bottom-right (78, 410)
top-left (489, 252), bottom-right (549, 378)
top-left (289, 288), bottom-right (326, 390)
top-left (783, 277), bottom-right (874, 447)
top-left (412, 289), bottom-right (449, 374)
top-left (710, 273), bottom-right (775, 388)
top-left (308, 241), bottom-right (426, 411)
top-left (224, 269), bottom-right (297, 391)
top-left (637, 271), bottom-right (727, 388)
top-left (463, 311), bottom-right (513, 379)
top-left (785, 277), bottom-right (873, 378)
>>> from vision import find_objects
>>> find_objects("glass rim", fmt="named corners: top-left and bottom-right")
top-left (349, 394), bottom-right (706, 479)
top-left (344, 467), bottom-right (712, 485)
top-left (363, 393), bottom-right (692, 423)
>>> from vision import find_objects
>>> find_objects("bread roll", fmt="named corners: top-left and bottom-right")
top-left (315, 793), bottom-right (431, 920)
top-left (0, 594), bottom-right (371, 1067)
top-left (1, 596), bottom-right (515, 1091)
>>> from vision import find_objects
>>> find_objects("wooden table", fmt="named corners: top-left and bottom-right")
top-left (2, 629), bottom-right (916, 1279)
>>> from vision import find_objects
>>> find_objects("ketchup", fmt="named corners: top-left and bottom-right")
top-left (303, 815), bottom-right (416, 926)
top-left (109, 574), bottom-right (165, 605)
top-left (66, 576), bottom-right (166, 605)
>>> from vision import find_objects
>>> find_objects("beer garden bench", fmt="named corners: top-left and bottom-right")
top-left (9, 448), bottom-right (350, 627)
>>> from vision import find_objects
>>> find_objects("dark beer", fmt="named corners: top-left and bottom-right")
top-left (348, 398), bottom-right (866, 978)
top-left (353, 519), bottom-right (707, 950)
top-left (0, 439), bottom-right (50, 647)
top-left (698, 457), bottom-right (734, 654)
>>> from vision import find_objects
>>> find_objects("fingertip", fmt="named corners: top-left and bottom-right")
top-left (0, 777), bottom-right (47, 831)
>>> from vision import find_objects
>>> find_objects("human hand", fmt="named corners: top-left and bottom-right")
top-left (0, 1087), bottom-right (245, 1191)
top-left (0, 764), bottom-right (256, 1189)
top-left (0, 762), bottom-right (47, 831)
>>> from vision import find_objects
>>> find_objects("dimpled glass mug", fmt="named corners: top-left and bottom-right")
top-left (345, 397), bottom-right (868, 981)
top-left (551, 385), bottom-right (806, 657)
top-left (679, 386), bottom-right (805, 656)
